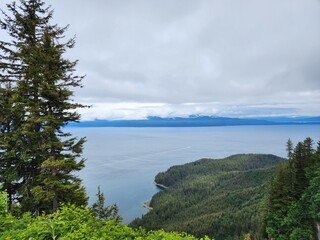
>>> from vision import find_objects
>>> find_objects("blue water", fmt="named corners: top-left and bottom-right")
top-left (69, 125), bottom-right (320, 223)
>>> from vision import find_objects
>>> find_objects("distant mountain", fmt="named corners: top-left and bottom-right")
top-left (67, 116), bottom-right (320, 127)
top-left (247, 116), bottom-right (320, 123)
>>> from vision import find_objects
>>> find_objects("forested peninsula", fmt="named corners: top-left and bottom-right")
top-left (131, 154), bottom-right (285, 239)
top-left (131, 139), bottom-right (320, 240)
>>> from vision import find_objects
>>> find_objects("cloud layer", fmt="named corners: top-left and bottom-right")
top-left (1, 0), bottom-right (319, 119)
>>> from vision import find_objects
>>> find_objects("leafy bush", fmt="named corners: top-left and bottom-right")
top-left (0, 202), bottom-right (212, 240)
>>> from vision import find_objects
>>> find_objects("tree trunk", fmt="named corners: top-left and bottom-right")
top-left (53, 196), bottom-right (58, 212)
top-left (316, 221), bottom-right (320, 240)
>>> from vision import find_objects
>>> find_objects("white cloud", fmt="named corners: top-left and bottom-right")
top-left (78, 99), bottom-right (320, 121)
top-left (1, 0), bottom-right (319, 119)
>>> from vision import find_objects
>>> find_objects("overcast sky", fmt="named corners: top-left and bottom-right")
top-left (1, 0), bottom-right (319, 120)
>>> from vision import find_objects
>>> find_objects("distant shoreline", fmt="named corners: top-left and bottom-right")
top-left (143, 182), bottom-right (168, 211)
top-left (67, 116), bottom-right (320, 128)
top-left (143, 201), bottom-right (153, 211)
top-left (154, 181), bottom-right (168, 189)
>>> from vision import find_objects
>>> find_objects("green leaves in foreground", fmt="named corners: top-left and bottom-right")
top-left (0, 203), bottom-right (212, 240)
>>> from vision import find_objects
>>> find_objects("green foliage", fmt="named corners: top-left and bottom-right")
top-left (243, 233), bottom-right (254, 240)
top-left (90, 186), bottom-right (122, 222)
top-left (0, 0), bottom-right (87, 214)
top-left (0, 190), bottom-right (8, 215)
top-left (0, 204), bottom-right (213, 239)
top-left (262, 138), bottom-right (320, 239)
top-left (131, 154), bottom-right (284, 240)
top-left (306, 164), bottom-right (320, 220)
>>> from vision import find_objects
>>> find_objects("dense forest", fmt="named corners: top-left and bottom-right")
top-left (261, 138), bottom-right (320, 239)
top-left (130, 154), bottom-right (285, 239)
top-left (131, 139), bottom-right (320, 240)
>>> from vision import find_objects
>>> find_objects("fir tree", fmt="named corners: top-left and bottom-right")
top-left (263, 137), bottom-right (319, 239)
top-left (286, 138), bottom-right (293, 160)
top-left (291, 142), bottom-right (308, 199)
top-left (0, 85), bottom-right (24, 207)
top-left (90, 186), bottom-right (121, 222)
top-left (0, 0), bottom-right (87, 214)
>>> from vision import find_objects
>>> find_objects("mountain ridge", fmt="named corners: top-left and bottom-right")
top-left (68, 116), bottom-right (320, 127)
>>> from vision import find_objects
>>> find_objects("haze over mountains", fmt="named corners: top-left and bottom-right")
top-left (68, 116), bottom-right (320, 127)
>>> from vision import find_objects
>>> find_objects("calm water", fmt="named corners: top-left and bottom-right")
top-left (69, 125), bottom-right (320, 223)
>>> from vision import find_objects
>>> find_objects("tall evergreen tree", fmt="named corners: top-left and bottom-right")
top-left (286, 138), bottom-right (293, 160)
top-left (263, 137), bottom-right (319, 239)
top-left (0, 0), bottom-right (87, 214)
top-left (90, 186), bottom-right (121, 222)
top-left (0, 85), bottom-right (22, 206)
top-left (291, 142), bottom-right (309, 199)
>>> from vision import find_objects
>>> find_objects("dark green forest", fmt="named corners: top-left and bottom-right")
top-left (131, 141), bottom-right (320, 240)
top-left (261, 138), bottom-right (320, 239)
top-left (131, 154), bottom-right (285, 239)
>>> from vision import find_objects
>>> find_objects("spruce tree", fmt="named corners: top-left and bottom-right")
top-left (286, 138), bottom-right (293, 160)
top-left (263, 137), bottom-right (319, 239)
top-left (291, 142), bottom-right (309, 199)
top-left (0, 84), bottom-right (25, 207)
top-left (0, 0), bottom-right (87, 213)
top-left (90, 186), bottom-right (121, 222)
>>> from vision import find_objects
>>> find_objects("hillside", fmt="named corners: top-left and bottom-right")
top-left (130, 154), bottom-right (285, 240)
top-left (261, 138), bottom-right (320, 239)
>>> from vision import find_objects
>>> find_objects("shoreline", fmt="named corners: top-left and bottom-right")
top-left (143, 200), bottom-right (153, 211)
top-left (143, 182), bottom-right (168, 211)
top-left (154, 181), bottom-right (168, 189)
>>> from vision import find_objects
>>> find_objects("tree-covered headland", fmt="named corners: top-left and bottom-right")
top-left (131, 154), bottom-right (285, 240)
top-left (131, 138), bottom-right (320, 240)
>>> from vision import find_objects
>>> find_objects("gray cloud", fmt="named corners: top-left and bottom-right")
top-left (1, 0), bottom-right (319, 119)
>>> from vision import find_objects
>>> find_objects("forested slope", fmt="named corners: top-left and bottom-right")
top-left (261, 138), bottom-right (320, 239)
top-left (131, 154), bottom-right (285, 240)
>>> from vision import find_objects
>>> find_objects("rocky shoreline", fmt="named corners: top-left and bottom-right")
top-left (143, 181), bottom-right (169, 211)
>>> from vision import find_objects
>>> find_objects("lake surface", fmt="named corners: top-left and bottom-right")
top-left (69, 125), bottom-right (320, 223)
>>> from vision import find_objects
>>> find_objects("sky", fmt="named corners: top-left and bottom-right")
top-left (1, 0), bottom-right (319, 120)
